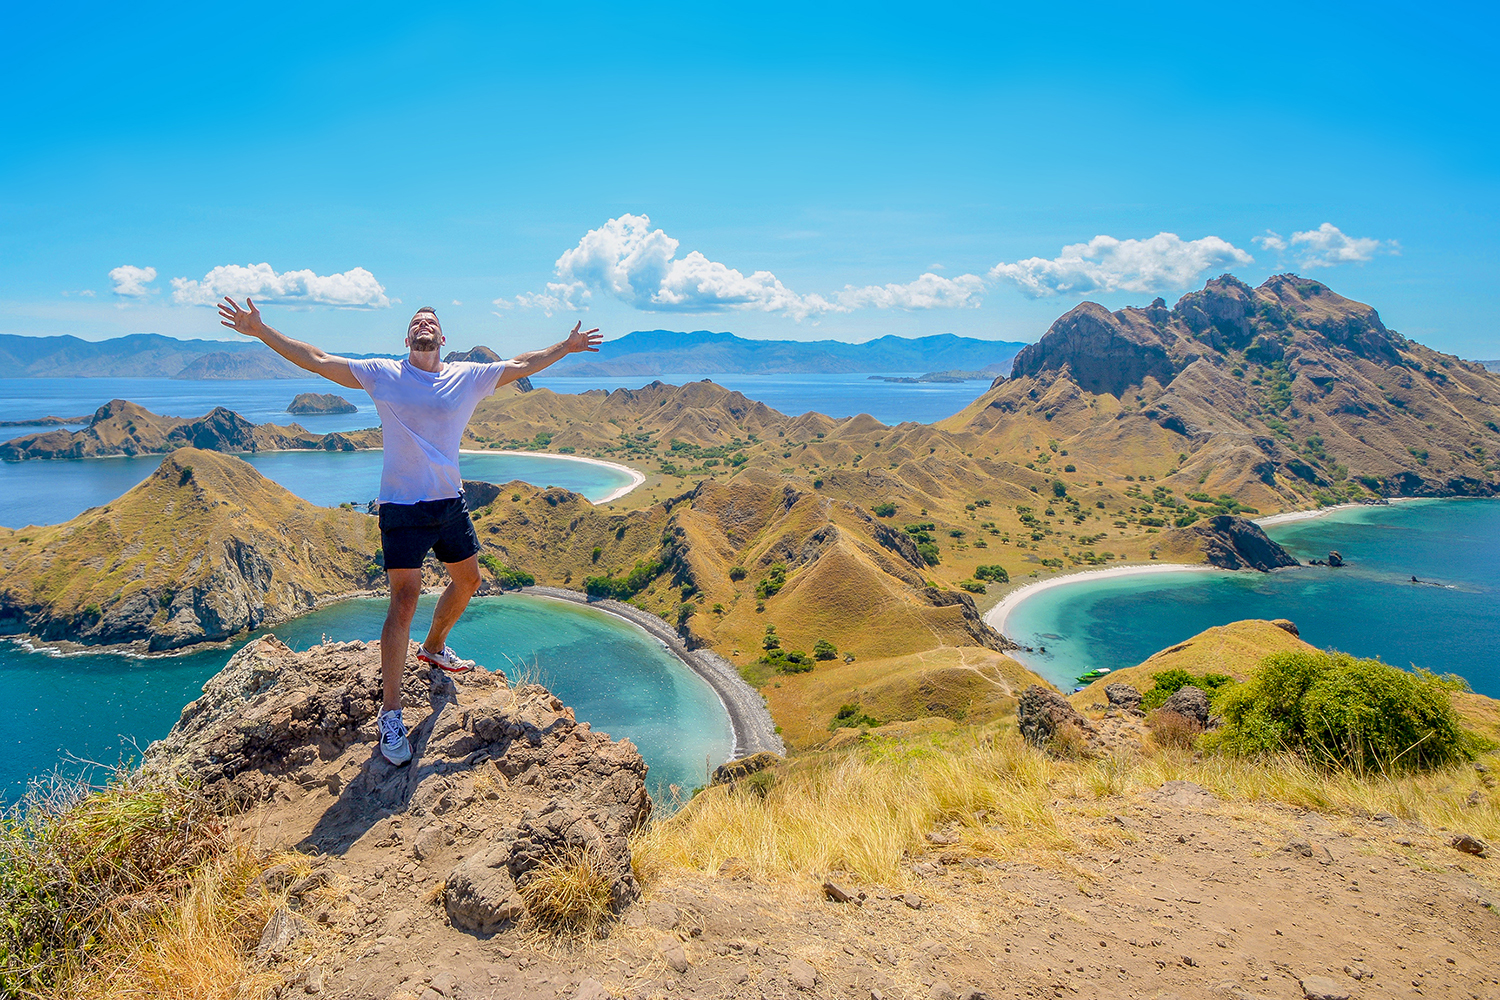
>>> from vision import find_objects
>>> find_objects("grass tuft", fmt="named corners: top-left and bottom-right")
top-left (517, 848), bottom-right (617, 939)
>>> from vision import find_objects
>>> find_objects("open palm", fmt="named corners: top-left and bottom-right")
top-left (218, 296), bottom-right (266, 338)
top-left (566, 322), bottom-right (603, 353)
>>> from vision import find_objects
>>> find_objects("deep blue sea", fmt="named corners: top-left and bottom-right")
top-left (1001, 499), bottom-right (1500, 698)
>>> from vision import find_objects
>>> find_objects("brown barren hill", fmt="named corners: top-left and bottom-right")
top-left (0, 448), bottom-right (381, 650)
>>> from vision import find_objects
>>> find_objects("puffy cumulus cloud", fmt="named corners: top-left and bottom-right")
top-left (515, 215), bottom-right (839, 321)
top-left (170, 263), bottom-right (390, 308)
top-left (1260, 223), bottom-right (1395, 268)
top-left (837, 272), bottom-right (986, 310)
top-left (989, 233), bottom-right (1254, 298)
top-left (109, 265), bottom-right (157, 298)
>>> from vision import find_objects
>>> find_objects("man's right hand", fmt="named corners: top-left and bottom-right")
top-left (218, 297), bottom-right (267, 339)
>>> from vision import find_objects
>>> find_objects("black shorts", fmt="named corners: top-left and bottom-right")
top-left (378, 496), bottom-right (481, 570)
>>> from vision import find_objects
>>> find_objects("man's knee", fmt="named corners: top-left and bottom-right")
top-left (386, 571), bottom-right (423, 617)
top-left (448, 557), bottom-right (481, 594)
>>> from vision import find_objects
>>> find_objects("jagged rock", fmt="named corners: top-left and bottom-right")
top-left (1270, 619), bottom-right (1300, 636)
top-left (1016, 685), bottom-right (1095, 749)
top-left (256, 906), bottom-right (313, 963)
top-left (1327, 550), bottom-right (1344, 567)
top-left (712, 751), bottom-right (784, 786)
top-left (1160, 685), bottom-right (1211, 727)
top-left (144, 634), bottom-right (652, 931)
top-left (1175, 515), bottom-right (1301, 571)
top-left (786, 957), bottom-right (818, 990)
top-left (1299, 975), bottom-right (1350, 1000)
top-left (1451, 833), bottom-right (1489, 858)
top-left (1105, 682), bottom-right (1143, 710)
top-left (444, 844), bottom-right (528, 933)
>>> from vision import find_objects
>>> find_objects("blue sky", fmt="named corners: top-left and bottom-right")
top-left (2, 2), bottom-right (1496, 358)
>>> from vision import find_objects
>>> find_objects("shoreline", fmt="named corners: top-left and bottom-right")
top-left (984, 563), bottom-right (1222, 638)
top-left (519, 585), bottom-right (783, 761)
top-left (458, 448), bottom-right (646, 503)
top-left (1253, 498), bottom-right (1416, 527)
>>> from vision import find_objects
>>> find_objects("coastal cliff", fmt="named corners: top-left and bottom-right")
top-left (0, 398), bottom-right (380, 460)
top-left (0, 448), bottom-right (381, 649)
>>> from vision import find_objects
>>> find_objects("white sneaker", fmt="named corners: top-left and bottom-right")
top-left (418, 644), bottom-right (472, 674)
top-left (378, 709), bottom-right (412, 765)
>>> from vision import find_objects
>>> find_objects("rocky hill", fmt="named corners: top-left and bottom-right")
top-left (0, 449), bottom-right (381, 649)
top-left (288, 392), bottom-right (360, 415)
top-left (949, 273), bottom-right (1500, 503)
top-left (0, 332), bottom-right (269, 377)
top-left (0, 399), bottom-right (380, 460)
top-left (173, 348), bottom-right (306, 379)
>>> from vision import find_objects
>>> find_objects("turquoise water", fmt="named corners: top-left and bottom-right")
top-left (1002, 499), bottom-right (1500, 697)
top-left (0, 449), bottom-right (636, 528)
top-left (0, 595), bottom-right (732, 805)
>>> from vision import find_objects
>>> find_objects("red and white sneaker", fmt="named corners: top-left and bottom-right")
top-left (418, 644), bottom-right (473, 673)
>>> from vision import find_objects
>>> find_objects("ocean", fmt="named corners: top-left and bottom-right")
top-left (0, 594), bottom-right (732, 805)
top-left (1000, 499), bottom-right (1500, 698)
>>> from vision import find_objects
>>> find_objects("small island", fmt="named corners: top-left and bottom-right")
top-left (287, 391), bottom-right (359, 415)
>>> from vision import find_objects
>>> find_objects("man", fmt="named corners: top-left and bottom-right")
top-left (217, 297), bottom-right (601, 765)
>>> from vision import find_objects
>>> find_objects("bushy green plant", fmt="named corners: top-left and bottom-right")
top-left (728, 565), bottom-right (748, 581)
top-left (1205, 650), bottom-right (1486, 773)
top-left (755, 564), bottom-right (788, 599)
top-left (479, 553), bottom-right (535, 589)
top-left (959, 580), bottom-right (986, 594)
top-left (1139, 668), bottom-right (1232, 710)
top-left (974, 564), bottom-right (1009, 583)
top-left (829, 703), bottom-right (881, 731)
top-left (584, 559), bottom-right (662, 599)
top-left (813, 639), bottom-right (838, 660)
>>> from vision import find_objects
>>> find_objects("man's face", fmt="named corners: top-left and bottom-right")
top-left (407, 311), bottom-right (443, 352)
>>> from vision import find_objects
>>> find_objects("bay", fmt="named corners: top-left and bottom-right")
top-left (0, 594), bottom-right (732, 806)
top-left (1001, 499), bottom-right (1500, 697)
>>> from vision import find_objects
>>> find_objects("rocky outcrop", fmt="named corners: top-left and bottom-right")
top-left (287, 392), bottom-right (358, 415)
top-left (1159, 685), bottom-right (1211, 728)
top-left (1016, 685), bottom-right (1095, 748)
top-left (1171, 515), bottom-right (1301, 571)
top-left (0, 399), bottom-right (379, 460)
top-left (1105, 682), bottom-right (1143, 711)
top-left (144, 635), bottom-right (651, 930)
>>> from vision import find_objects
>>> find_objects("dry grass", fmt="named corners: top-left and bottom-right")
top-left (631, 726), bottom-right (1500, 887)
top-left (60, 845), bottom-right (282, 1000)
top-left (517, 848), bottom-right (617, 939)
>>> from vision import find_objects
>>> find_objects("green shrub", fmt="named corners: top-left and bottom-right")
top-left (584, 560), bottom-right (662, 600)
top-left (1052, 480), bottom-right (1067, 497)
top-left (872, 502), bottom-right (897, 517)
top-left (974, 564), bottom-right (1009, 583)
top-left (480, 553), bottom-right (535, 589)
top-left (829, 703), bottom-right (881, 730)
top-left (813, 639), bottom-right (838, 660)
top-left (1139, 668), bottom-right (1232, 710)
top-left (591, 546), bottom-right (602, 563)
top-left (728, 565), bottom-right (748, 582)
top-left (755, 564), bottom-right (788, 599)
top-left (1205, 650), bottom-right (1486, 773)
top-left (959, 580), bottom-right (986, 594)
top-left (916, 542), bottom-right (940, 566)
top-left (760, 649), bottom-right (813, 673)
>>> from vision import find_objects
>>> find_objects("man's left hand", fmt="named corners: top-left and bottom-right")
top-left (565, 322), bottom-right (603, 353)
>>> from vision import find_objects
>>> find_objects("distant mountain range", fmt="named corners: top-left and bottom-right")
top-left (541, 330), bottom-right (1028, 377)
top-left (1, 330), bottom-right (1025, 379)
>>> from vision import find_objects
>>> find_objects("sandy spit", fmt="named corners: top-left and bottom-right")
top-left (983, 563), bottom-right (1222, 637)
top-left (458, 448), bottom-right (646, 503)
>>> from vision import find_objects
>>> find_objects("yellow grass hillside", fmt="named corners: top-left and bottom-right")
top-left (0, 448), bottom-right (380, 650)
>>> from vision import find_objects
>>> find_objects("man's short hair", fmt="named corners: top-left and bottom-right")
top-left (413, 306), bottom-right (438, 319)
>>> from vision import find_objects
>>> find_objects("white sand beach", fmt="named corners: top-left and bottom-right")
top-left (458, 449), bottom-right (646, 503)
top-left (1254, 498), bottom-right (1414, 527)
top-left (985, 563), bottom-right (1221, 637)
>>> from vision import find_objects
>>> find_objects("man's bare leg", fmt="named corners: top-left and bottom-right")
top-left (422, 555), bottom-right (482, 657)
top-left (381, 569), bottom-right (424, 712)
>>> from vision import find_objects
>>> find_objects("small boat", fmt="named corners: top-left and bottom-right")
top-left (1075, 667), bottom-right (1112, 684)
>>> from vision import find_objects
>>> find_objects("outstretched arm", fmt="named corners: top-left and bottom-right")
top-left (217, 297), bottom-right (363, 391)
top-left (495, 322), bottom-right (602, 387)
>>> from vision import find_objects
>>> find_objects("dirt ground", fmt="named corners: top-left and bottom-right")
top-left (248, 769), bottom-right (1498, 1000)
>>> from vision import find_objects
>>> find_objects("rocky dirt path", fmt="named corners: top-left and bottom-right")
top-left (259, 777), bottom-right (1496, 1000)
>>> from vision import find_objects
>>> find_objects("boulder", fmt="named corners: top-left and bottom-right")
top-left (444, 844), bottom-right (527, 933)
top-left (712, 751), bottom-right (784, 786)
top-left (1159, 685), bottom-right (1211, 727)
top-left (1016, 685), bottom-right (1095, 749)
top-left (1104, 682), bottom-right (1143, 710)
top-left (1269, 619), bottom-right (1300, 636)
top-left (1327, 550), bottom-right (1344, 567)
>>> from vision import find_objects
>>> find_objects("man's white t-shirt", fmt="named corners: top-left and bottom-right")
top-left (347, 358), bottom-right (509, 505)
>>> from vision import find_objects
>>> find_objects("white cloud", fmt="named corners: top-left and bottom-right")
top-left (1285, 223), bottom-right (1394, 268)
top-left (62, 289), bottom-right (97, 298)
top-left (989, 233), bottom-right (1254, 298)
top-left (837, 272), bottom-right (986, 310)
top-left (109, 265), bottom-right (157, 298)
top-left (170, 263), bottom-right (390, 308)
top-left (451, 299), bottom-right (463, 306)
top-left (515, 214), bottom-right (840, 321)
top-left (1253, 231), bottom-right (1288, 252)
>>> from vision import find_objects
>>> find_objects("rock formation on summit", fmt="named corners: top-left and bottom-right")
top-left (144, 634), bottom-right (651, 964)
top-left (288, 392), bottom-right (359, 415)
